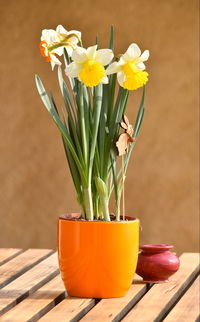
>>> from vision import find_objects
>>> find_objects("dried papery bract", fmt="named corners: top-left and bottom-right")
top-left (116, 115), bottom-right (134, 156)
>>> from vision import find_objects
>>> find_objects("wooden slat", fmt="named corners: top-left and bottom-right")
top-left (0, 249), bottom-right (198, 321)
top-left (122, 253), bottom-right (200, 322)
top-left (80, 275), bottom-right (152, 322)
top-left (0, 249), bottom-right (23, 266)
top-left (0, 252), bottom-right (59, 315)
top-left (0, 249), bottom-right (53, 288)
top-left (38, 297), bottom-right (95, 322)
top-left (164, 276), bottom-right (200, 322)
top-left (0, 275), bottom-right (65, 322)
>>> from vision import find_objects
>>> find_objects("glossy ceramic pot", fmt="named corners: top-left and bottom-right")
top-left (136, 244), bottom-right (180, 283)
top-left (58, 214), bottom-right (139, 298)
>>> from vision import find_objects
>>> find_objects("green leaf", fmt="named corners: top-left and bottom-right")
top-left (110, 151), bottom-right (118, 200)
top-left (63, 47), bottom-right (70, 66)
top-left (62, 135), bottom-right (82, 200)
top-left (124, 86), bottom-right (146, 171)
top-left (78, 83), bottom-right (88, 167)
top-left (35, 75), bottom-right (87, 186)
top-left (109, 25), bottom-right (114, 50)
top-left (63, 48), bottom-right (78, 95)
top-left (98, 85), bottom-right (109, 176)
top-left (133, 86), bottom-right (145, 138)
top-left (57, 68), bottom-right (86, 165)
top-left (95, 35), bottom-right (99, 47)
top-left (107, 73), bottom-right (117, 123)
top-left (95, 177), bottom-right (108, 198)
top-left (103, 88), bottom-right (128, 179)
top-left (58, 67), bottom-right (76, 119)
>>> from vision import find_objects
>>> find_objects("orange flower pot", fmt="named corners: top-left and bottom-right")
top-left (58, 214), bottom-right (139, 298)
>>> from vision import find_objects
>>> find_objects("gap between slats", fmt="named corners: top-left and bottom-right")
top-left (0, 253), bottom-right (59, 316)
top-left (164, 275), bottom-right (200, 322)
top-left (0, 249), bottom-right (54, 289)
top-left (121, 253), bottom-right (200, 322)
top-left (154, 263), bottom-right (200, 322)
top-left (0, 249), bottom-right (24, 266)
top-left (159, 270), bottom-right (200, 322)
top-left (38, 279), bottom-right (153, 322)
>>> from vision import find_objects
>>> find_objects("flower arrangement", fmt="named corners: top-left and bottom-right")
top-left (35, 25), bottom-right (150, 222)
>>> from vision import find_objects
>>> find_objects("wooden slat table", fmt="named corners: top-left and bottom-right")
top-left (0, 249), bottom-right (199, 322)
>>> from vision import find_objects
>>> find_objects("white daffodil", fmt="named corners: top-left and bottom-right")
top-left (40, 25), bottom-right (81, 70)
top-left (106, 43), bottom-right (150, 90)
top-left (65, 45), bottom-right (114, 87)
top-left (40, 41), bottom-right (62, 70)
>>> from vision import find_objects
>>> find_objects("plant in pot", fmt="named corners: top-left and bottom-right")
top-left (35, 25), bottom-right (150, 298)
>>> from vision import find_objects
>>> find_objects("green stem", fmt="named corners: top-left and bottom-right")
top-left (98, 201), bottom-right (104, 220)
top-left (79, 84), bottom-right (88, 166)
top-left (88, 84), bottom-right (103, 182)
top-left (116, 196), bottom-right (120, 221)
top-left (93, 195), bottom-right (99, 220)
top-left (83, 187), bottom-right (94, 220)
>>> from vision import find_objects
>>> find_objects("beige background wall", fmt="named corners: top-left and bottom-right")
top-left (0, 0), bottom-right (199, 254)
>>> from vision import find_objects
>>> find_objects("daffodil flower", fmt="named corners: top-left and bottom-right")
top-left (106, 43), bottom-right (150, 90)
top-left (40, 25), bottom-right (81, 70)
top-left (40, 41), bottom-right (62, 70)
top-left (65, 45), bottom-right (114, 87)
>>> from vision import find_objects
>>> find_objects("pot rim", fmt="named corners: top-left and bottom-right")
top-left (59, 213), bottom-right (139, 224)
top-left (139, 244), bottom-right (174, 252)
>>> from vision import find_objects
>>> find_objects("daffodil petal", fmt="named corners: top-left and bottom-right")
top-left (123, 43), bottom-right (141, 61)
top-left (86, 45), bottom-right (97, 59)
top-left (56, 25), bottom-right (68, 34)
top-left (95, 49), bottom-right (114, 66)
top-left (118, 57), bottom-right (126, 65)
top-left (51, 54), bottom-right (61, 65)
top-left (140, 50), bottom-right (150, 62)
top-left (65, 62), bottom-right (82, 77)
top-left (43, 45), bottom-right (49, 57)
top-left (106, 62), bottom-right (120, 75)
top-left (68, 30), bottom-right (81, 41)
top-left (101, 76), bottom-right (109, 84)
top-left (50, 54), bottom-right (61, 70)
top-left (136, 62), bottom-right (146, 70)
top-left (52, 46), bottom-right (64, 56)
top-left (41, 29), bottom-right (59, 44)
top-left (50, 61), bottom-right (55, 70)
top-left (66, 37), bottom-right (81, 50)
top-left (117, 71), bottom-right (126, 87)
top-left (72, 47), bottom-right (87, 63)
